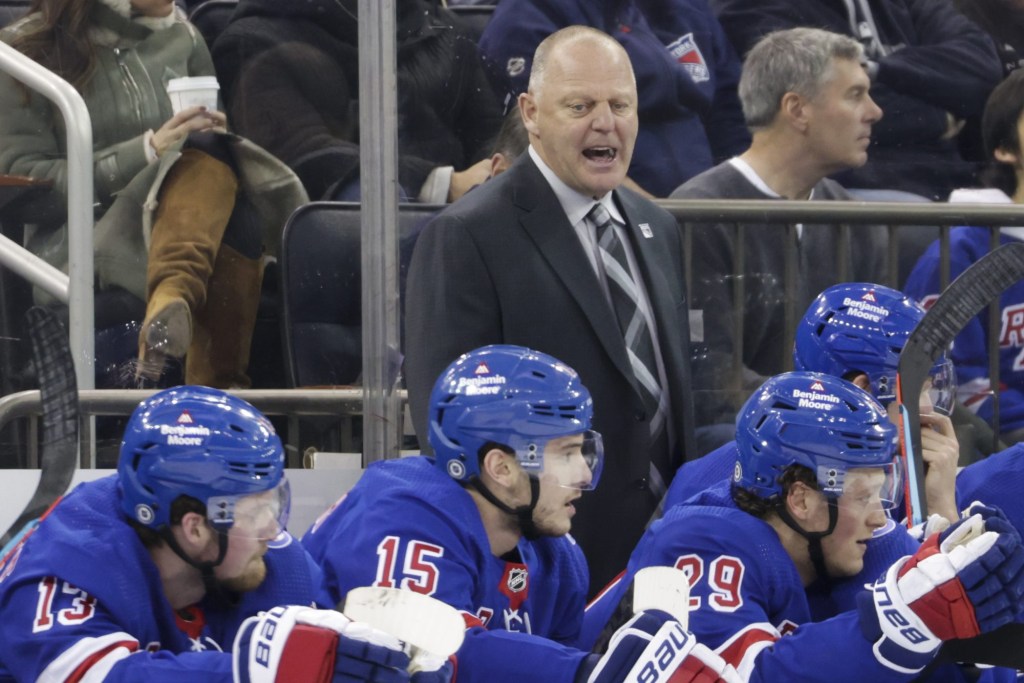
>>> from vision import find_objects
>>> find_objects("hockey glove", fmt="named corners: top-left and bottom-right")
top-left (576, 610), bottom-right (740, 683)
top-left (233, 605), bottom-right (412, 683)
top-left (860, 508), bottom-right (1024, 674)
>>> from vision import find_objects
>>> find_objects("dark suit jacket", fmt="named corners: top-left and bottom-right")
top-left (404, 154), bottom-right (696, 594)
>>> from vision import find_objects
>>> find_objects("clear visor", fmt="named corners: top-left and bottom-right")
top-left (511, 430), bottom-right (604, 491)
top-left (924, 358), bottom-right (956, 416)
top-left (818, 459), bottom-right (903, 512)
top-left (208, 479), bottom-right (290, 541)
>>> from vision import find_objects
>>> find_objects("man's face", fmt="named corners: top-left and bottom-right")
top-left (528, 434), bottom-right (594, 537)
top-left (211, 489), bottom-right (283, 592)
top-left (803, 57), bottom-right (882, 173)
top-left (815, 469), bottom-right (889, 577)
top-left (520, 38), bottom-right (639, 198)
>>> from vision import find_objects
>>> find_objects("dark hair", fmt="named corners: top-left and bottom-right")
top-left (732, 464), bottom-right (817, 518)
top-left (129, 495), bottom-right (206, 549)
top-left (10, 0), bottom-right (100, 92)
top-left (490, 109), bottom-right (529, 160)
top-left (981, 69), bottom-right (1024, 195)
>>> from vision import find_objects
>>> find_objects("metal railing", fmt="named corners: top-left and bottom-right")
top-left (0, 41), bottom-right (94, 390)
top-left (0, 388), bottom-right (402, 468)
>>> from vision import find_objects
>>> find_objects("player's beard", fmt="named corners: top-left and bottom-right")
top-left (217, 554), bottom-right (268, 593)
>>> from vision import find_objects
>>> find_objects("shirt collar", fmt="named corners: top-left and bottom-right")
top-left (529, 145), bottom-right (625, 226)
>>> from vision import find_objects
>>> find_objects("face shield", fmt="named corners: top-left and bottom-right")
top-left (818, 458), bottom-right (903, 512)
top-left (207, 479), bottom-right (291, 541)
top-left (506, 430), bottom-right (604, 491)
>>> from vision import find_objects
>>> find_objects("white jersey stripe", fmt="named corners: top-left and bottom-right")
top-left (37, 631), bottom-right (139, 683)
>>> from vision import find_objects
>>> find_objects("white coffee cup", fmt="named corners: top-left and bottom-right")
top-left (166, 76), bottom-right (220, 115)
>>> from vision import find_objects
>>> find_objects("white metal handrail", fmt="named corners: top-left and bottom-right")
top-left (0, 40), bottom-right (94, 390)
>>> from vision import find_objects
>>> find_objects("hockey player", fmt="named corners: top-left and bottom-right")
top-left (0, 386), bottom-right (443, 683)
top-left (905, 69), bottom-right (1024, 446)
top-left (587, 372), bottom-right (1024, 681)
top-left (303, 345), bottom-right (740, 683)
top-left (665, 282), bottom-right (960, 522)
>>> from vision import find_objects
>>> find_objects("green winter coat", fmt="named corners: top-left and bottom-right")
top-left (0, 2), bottom-right (306, 303)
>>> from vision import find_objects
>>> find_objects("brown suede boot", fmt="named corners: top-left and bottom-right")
top-left (185, 245), bottom-right (264, 389)
top-left (137, 148), bottom-right (238, 381)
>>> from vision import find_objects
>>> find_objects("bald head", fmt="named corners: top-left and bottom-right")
top-left (528, 26), bottom-right (636, 96)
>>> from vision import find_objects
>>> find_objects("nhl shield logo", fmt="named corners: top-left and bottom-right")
top-left (667, 33), bottom-right (709, 83)
top-left (507, 567), bottom-right (528, 593)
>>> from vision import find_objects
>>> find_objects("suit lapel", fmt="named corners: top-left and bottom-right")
top-left (511, 159), bottom-right (638, 386)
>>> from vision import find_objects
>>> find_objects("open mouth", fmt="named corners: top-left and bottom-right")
top-left (583, 147), bottom-right (617, 162)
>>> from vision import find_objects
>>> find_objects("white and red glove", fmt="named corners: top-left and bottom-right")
top-left (232, 605), bottom-right (413, 683)
top-left (861, 506), bottom-right (1024, 674)
top-left (577, 610), bottom-right (740, 683)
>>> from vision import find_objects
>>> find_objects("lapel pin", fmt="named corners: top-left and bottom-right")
top-left (639, 223), bottom-right (653, 238)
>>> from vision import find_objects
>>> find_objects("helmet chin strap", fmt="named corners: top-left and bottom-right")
top-left (159, 524), bottom-right (232, 598)
top-left (775, 497), bottom-right (840, 583)
top-left (470, 475), bottom-right (543, 540)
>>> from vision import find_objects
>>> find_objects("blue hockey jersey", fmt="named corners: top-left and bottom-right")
top-left (585, 482), bottom-right (945, 682)
top-left (904, 223), bottom-right (1024, 435)
top-left (0, 476), bottom-right (329, 683)
top-left (301, 456), bottom-right (593, 683)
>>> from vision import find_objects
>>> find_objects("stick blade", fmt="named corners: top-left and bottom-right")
top-left (632, 566), bottom-right (690, 630)
top-left (342, 586), bottom-right (465, 658)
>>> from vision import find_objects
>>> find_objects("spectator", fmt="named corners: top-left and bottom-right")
top-left (487, 107), bottom-right (529, 179)
top-left (954, 0), bottom-right (1024, 75)
top-left (304, 345), bottom-right (740, 683)
top-left (404, 26), bottom-right (696, 595)
top-left (905, 69), bottom-right (1024, 445)
top-left (0, 386), bottom-right (441, 682)
top-left (211, 0), bottom-right (503, 203)
top-left (0, 0), bottom-right (306, 388)
top-left (479, 0), bottom-right (749, 197)
top-left (584, 372), bottom-right (1024, 681)
top-left (709, 0), bottom-right (1003, 199)
top-left (673, 28), bottom-right (889, 428)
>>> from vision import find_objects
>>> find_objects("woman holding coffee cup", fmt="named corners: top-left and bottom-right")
top-left (0, 0), bottom-right (306, 388)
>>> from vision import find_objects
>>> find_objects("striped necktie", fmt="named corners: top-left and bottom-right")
top-left (589, 202), bottom-right (670, 494)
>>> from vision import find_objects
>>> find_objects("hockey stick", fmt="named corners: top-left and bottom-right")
top-left (898, 240), bottom-right (1024, 528)
top-left (0, 307), bottom-right (79, 551)
top-left (342, 586), bottom-right (466, 672)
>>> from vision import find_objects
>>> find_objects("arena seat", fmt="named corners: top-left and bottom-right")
top-left (448, 4), bottom-right (497, 42)
top-left (279, 201), bottom-right (441, 388)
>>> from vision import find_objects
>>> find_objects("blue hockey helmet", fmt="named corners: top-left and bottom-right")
top-left (734, 371), bottom-right (900, 506)
top-left (793, 283), bottom-right (955, 413)
top-left (428, 345), bottom-right (603, 490)
top-left (118, 386), bottom-right (288, 537)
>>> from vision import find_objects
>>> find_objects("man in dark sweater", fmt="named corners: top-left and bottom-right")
top-left (673, 28), bottom-right (890, 433)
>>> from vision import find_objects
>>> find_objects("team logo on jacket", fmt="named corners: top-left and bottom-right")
top-left (506, 56), bottom-right (526, 78)
top-left (667, 33), bottom-right (709, 83)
